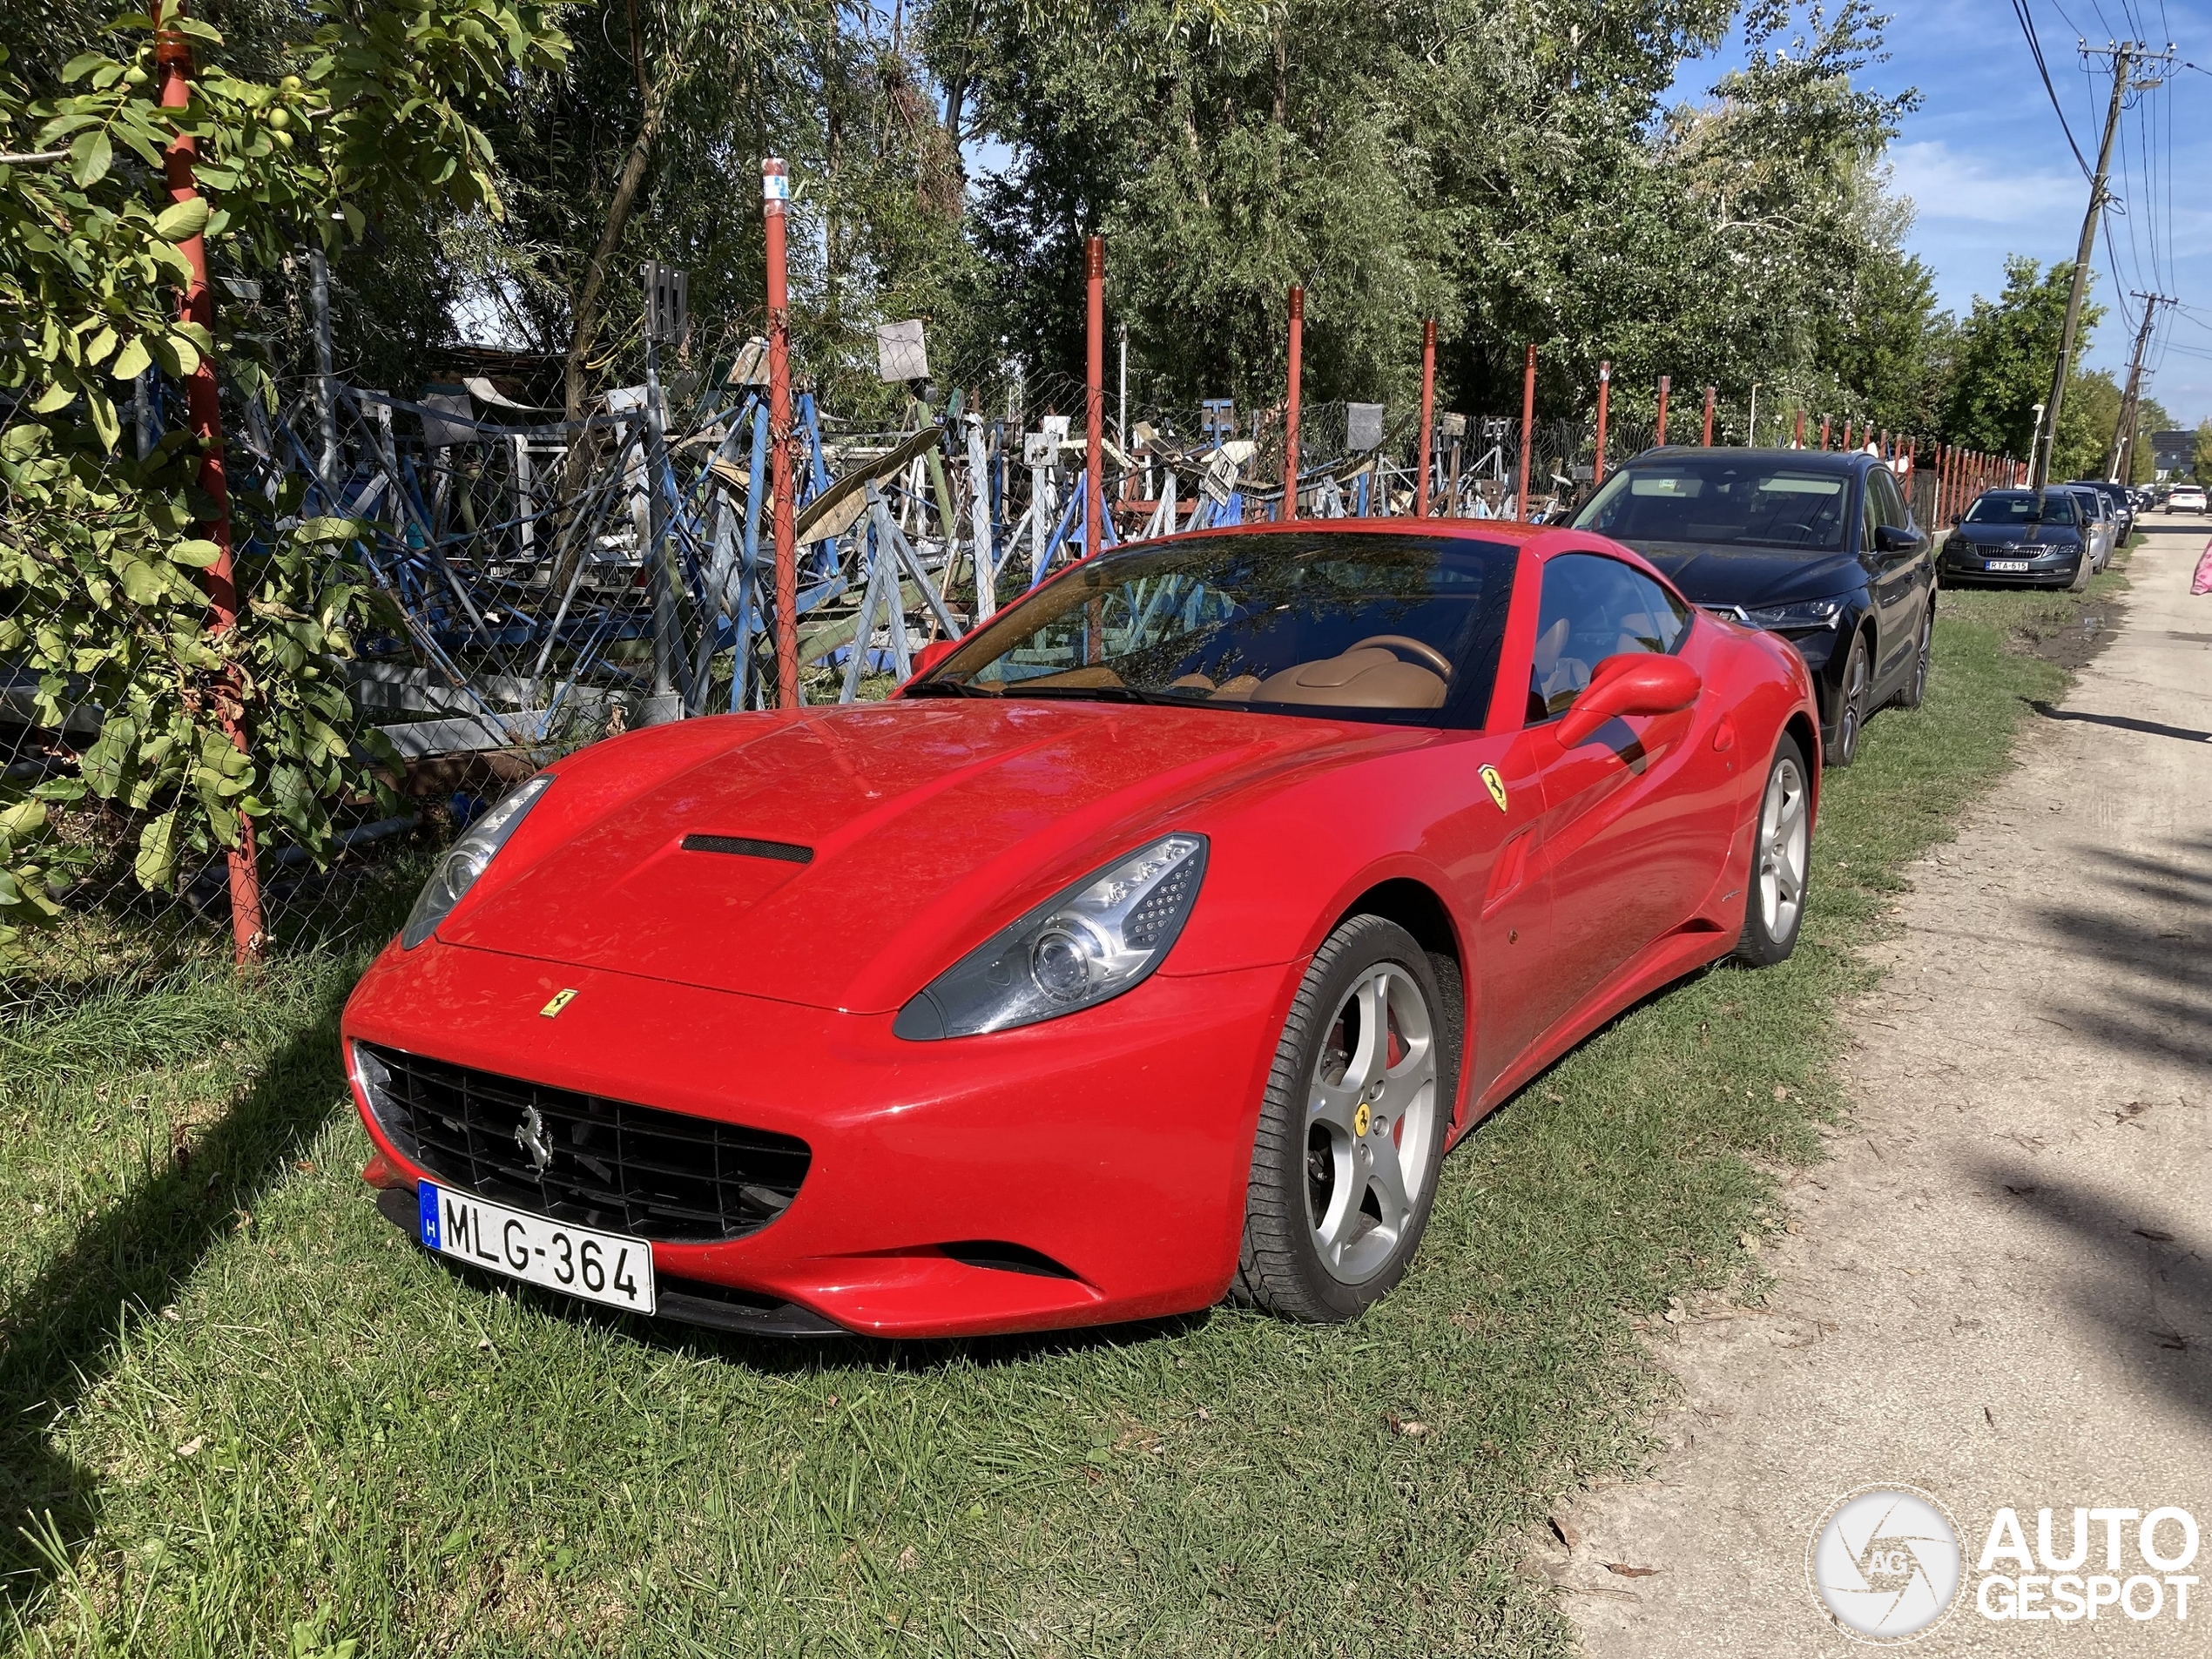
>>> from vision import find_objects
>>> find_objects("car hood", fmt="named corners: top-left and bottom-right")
top-left (1611, 542), bottom-right (1865, 609)
top-left (442, 699), bottom-right (1401, 1012)
top-left (1949, 522), bottom-right (2081, 546)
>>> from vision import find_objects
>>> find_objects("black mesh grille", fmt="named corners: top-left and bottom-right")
top-left (357, 1043), bottom-right (809, 1243)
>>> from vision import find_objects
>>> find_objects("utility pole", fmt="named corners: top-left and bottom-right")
top-left (2107, 290), bottom-right (2170, 482)
top-left (2036, 40), bottom-right (2171, 486)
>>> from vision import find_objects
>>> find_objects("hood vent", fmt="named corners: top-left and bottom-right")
top-left (680, 833), bottom-right (813, 864)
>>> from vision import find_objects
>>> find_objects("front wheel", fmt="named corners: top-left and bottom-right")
top-left (1233, 916), bottom-right (1457, 1322)
top-left (1735, 735), bottom-right (1811, 967)
top-left (1825, 631), bottom-right (1870, 767)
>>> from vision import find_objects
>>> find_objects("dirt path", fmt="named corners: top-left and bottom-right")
top-left (1560, 520), bottom-right (2212, 1656)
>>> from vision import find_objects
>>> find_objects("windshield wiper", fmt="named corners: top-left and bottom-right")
top-left (998, 683), bottom-right (1168, 705)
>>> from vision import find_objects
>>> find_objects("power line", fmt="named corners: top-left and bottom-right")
top-left (2010, 0), bottom-right (2093, 175)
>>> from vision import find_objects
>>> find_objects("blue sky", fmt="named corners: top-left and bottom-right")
top-left (1671, 0), bottom-right (2212, 427)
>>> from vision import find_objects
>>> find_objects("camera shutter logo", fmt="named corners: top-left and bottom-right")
top-left (1808, 1487), bottom-right (1964, 1644)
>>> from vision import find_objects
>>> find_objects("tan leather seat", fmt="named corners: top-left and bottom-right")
top-left (1253, 647), bottom-right (1447, 710)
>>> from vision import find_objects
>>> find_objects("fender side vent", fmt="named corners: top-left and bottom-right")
top-left (941, 1240), bottom-right (1081, 1280)
top-left (681, 833), bottom-right (813, 864)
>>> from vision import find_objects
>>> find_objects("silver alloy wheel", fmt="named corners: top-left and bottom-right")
top-left (1757, 753), bottom-right (1811, 940)
top-left (1305, 964), bottom-right (1440, 1285)
top-left (1838, 642), bottom-right (1867, 760)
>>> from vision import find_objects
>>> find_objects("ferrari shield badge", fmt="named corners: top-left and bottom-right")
top-left (1479, 764), bottom-right (1509, 813)
top-left (539, 988), bottom-right (578, 1019)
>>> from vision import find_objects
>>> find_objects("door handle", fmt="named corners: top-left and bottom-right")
top-left (1711, 718), bottom-right (1736, 753)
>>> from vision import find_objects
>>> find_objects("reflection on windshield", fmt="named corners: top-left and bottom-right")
top-left (912, 531), bottom-right (1518, 725)
top-left (1964, 490), bottom-right (2078, 526)
top-left (1570, 461), bottom-right (1851, 552)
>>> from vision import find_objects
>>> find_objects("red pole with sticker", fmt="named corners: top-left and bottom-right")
top-left (1415, 320), bottom-right (1435, 516)
top-left (1656, 374), bottom-right (1670, 447)
top-left (1516, 342), bottom-right (1536, 520)
top-left (1701, 384), bottom-right (1716, 447)
top-left (157, 1), bottom-right (261, 965)
top-left (1594, 361), bottom-right (1611, 485)
top-left (764, 158), bottom-right (798, 708)
top-left (1085, 236), bottom-right (1104, 554)
top-left (1282, 286), bottom-right (1303, 522)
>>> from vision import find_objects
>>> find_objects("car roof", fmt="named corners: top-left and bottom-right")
top-left (1623, 446), bottom-right (1870, 473)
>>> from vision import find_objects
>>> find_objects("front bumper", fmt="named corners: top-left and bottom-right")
top-left (1939, 543), bottom-right (2082, 587)
top-left (341, 937), bottom-right (1296, 1339)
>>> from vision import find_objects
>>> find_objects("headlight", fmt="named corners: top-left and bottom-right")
top-left (1740, 597), bottom-right (1845, 631)
top-left (894, 833), bottom-right (1208, 1039)
top-left (400, 775), bottom-right (555, 949)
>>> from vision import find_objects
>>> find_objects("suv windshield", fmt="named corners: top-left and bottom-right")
top-left (1570, 457), bottom-right (1851, 552)
top-left (1965, 489), bottom-right (2079, 525)
top-left (911, 531), bottom-right (1518, 726)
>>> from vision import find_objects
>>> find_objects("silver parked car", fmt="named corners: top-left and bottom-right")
top-left (2065, 485), bottom-right (2116, 574)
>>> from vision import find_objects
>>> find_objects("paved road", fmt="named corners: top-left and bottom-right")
top-left (1561, 516), bottom-right (2212, 1656)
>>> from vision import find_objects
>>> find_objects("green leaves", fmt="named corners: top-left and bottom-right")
top-left (134, 810), bottom-right (179, 891)
top-left (153, 198), bottom-right (211, 243)
top-left (68, 128), bottom-right (112, 187)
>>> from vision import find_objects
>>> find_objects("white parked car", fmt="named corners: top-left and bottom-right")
top-left (2168, 484), bottom-right (2206, 513)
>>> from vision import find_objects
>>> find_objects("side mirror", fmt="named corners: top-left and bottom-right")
top-left (1875, 523), bottom-right (1917, 552)
top-left (911, 638), bottom-right (959, 678)
top-left (1556, 653), bottom-right (1702, 749)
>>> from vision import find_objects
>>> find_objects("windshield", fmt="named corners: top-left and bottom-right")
top-left (1570, 458), bottom-right (1851, 552)
top-left (1965, 489), bottom-right (2078, 525)
top-left (912, 531), bottom-right (1519, 726)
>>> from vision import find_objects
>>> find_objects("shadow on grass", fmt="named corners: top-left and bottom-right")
top-left (0, 955), bottom-right (366, 1621)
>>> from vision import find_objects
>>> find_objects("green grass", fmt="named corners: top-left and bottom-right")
top-left (0, 552), bottom-right (2127, 1656)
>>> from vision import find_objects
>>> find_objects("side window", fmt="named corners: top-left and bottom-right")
top-left (1871, 469), bottom-right (1910, 531)
top-left (1527, 553), bottom-right (1692, 720)
top-left (1858, 475), bottom-right (1878, 550)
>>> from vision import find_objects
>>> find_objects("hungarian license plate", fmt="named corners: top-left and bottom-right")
top-left (1985, 559), bottom-right (2032, 572)
top-left (418, 1182), bottom-right (656, 1314)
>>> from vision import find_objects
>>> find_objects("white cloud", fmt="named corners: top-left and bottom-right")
top-left (1888, 140), bottom-right (2080, 226)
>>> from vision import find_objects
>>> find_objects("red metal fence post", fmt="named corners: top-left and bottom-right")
top-left (1701, 384), bottom-right (1716, 447)
top-left (157, 2), bottom-right (261, 966)
top-left (764, 158), bottom-right (799, 708)
top-left (1656, 374), bottom-right (1670, 447)
top-left (1517, 342), bottom-right (1536, 520)
top-left (1819, 416), bottom-right (1831, 451)
top-left (1282, 285), bottom-right (1303, 522)
top-left (1085, 235), bottom-right (1104, 554)
top-left (1415, 319), bottom-right (1435, 517)
top-left (1794, 409), bottom-right (1805, 449)
top-left (1594, 361), bottom-right (1611, 485)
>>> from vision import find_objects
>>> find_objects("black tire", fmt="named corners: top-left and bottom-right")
top-left (1890, 599), bottom-right (1934, 710)
top-left (1825, 631), bottom-right (1870, 767)
top-left (1232, 916), bottom-right (1459, 1322)
top-left (1735, 734), bottom-right (1811, 967)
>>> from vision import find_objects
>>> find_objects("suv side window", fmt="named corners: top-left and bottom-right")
top-left (1528, 553), bottom-right (1692, 720)
top-left (1871, 468), bottom-right (1911, 531)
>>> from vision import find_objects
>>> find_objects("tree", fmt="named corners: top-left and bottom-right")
top-left (2193, 418), bottom-right (2212, 485)
top-left (0, 3), bottom-right (568, 952)
top-left (1940, 255), bottom-right (2100, 459)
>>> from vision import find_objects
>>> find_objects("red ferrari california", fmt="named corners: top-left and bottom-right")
top-left (342, 520), bottom-right (1819, 1338)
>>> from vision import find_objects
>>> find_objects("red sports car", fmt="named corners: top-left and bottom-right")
top-left (342, 520), bottom-right (1819, 1338)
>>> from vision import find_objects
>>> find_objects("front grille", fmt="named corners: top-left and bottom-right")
top-left (356, 1043), bottom-right (810, 1243)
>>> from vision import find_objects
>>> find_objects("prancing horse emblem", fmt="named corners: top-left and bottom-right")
top-left (515, 1103), bottom-right (554, 1173)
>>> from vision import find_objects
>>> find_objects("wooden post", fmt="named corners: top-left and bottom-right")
top-left (1594, 361), bottom-right (1611, 485)
top-left (1085, 236), bottom-right (1104, 555)
top-left (1282, 285), bottom-right (1303, 522)
top-left (1517, 342), bottom-right (1536, 521)
top-left (764, 158), bottom-right (799, 708)
top-left (157, 2), bottom-right (261, 966)
top-left (1415, 319), bottom-right (1435, 517)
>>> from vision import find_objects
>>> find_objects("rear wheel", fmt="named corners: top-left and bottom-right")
top-left (1826, 631), bottom-right (1870, 767)
top-left (1233, 916), bottom-right (1455, 1322)
top-left (1735, 736), bottom-right (1811, 967)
